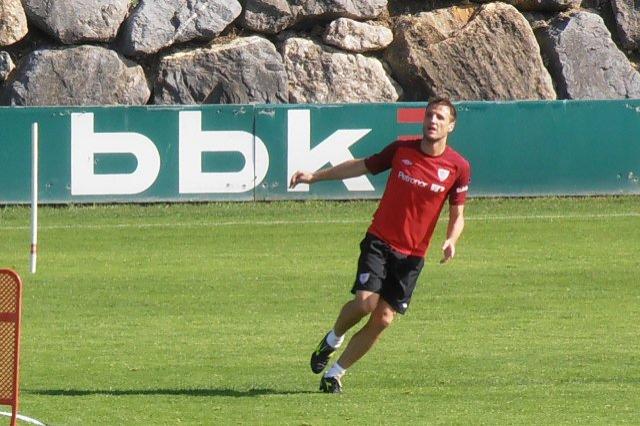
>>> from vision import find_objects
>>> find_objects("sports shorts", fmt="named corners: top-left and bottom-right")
top-left (351, 233), bottom-right (425, 314)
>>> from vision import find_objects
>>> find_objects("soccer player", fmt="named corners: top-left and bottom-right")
top-left (289, 97), bottom-right (471, 393)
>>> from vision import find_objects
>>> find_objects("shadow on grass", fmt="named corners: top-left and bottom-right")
top-left (25, 388), bottom-right (316, 397)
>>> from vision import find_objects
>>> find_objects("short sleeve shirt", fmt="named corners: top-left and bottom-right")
top-left (364, 138), bottom-right (471, 257)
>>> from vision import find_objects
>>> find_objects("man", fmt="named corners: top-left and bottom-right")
top-left (289, 97), bottom-right (471, 393)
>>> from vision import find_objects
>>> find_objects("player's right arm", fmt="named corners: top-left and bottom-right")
top-left (289, 159), bottom-right (369, 188)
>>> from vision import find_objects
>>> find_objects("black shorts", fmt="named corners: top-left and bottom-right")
top-left (351, 233), bottom-right (425, 314)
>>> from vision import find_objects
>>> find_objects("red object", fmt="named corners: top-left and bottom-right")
top-left (364, 139), bottom-right (471, 257)
top-left (397, 107), bottom-right (425, 142)
top-left (397, 108), bottom-right (425, 123)
top-left (0, 270), bottom-right (22, 426)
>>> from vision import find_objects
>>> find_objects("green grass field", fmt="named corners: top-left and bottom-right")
top-left (0, 196), bottom-right (639, 425)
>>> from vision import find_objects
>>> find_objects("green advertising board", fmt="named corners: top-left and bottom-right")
top-left (0, 100), bottom-right (638, 204)
top-left (0, 105), bottom-right (258, 203)
top-left (454, 101), bottom-right (640, 196)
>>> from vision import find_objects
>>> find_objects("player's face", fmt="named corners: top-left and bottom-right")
top-left (423, 104), bottom-right (456, 142)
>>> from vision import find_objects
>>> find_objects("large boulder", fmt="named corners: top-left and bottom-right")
top-left (154, 36), bottom-right (288, 104)
top-left (0, 0), bottom-right (28, 46)
top-left (385, 3), bottom-right (556, 101)
top-left (1, 45), bottom-right (150, 106)
top-left (536, 11), bottom-right (640, 99)
top-left (119, 0), bottom-right (242, 56)
top-left (242, 0), bottom-right (387, 34)
top-left (323, 18), bottom-right (393, 52)
top-left (611, 0), bottom-right (640, 51)
top-left (21, 0), bottom-right (130, 44)
top-left (281, 37), bottom-right (401, 103)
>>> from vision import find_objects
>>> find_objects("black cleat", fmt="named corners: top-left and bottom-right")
top-left (319, 375), bottom-right (342, 393)
top-left (310, 333), bottom-right (336, 374)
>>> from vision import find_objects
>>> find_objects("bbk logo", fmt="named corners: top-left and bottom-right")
top-left (70, 112), bottom-right (269, 195)
top-left (69, 110), bottom-right (375, 196)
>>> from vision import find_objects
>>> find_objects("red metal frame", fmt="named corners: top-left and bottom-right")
top-left (0, 270), bottom-right (22, 426)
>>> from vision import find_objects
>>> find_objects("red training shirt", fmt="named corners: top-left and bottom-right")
top-left (364, 138), bottom-right (471, 257)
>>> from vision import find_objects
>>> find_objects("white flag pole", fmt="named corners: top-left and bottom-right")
top-left (30, 122), bottom-right (38, 274)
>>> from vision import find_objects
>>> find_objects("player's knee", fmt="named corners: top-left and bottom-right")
top-left (353, 298), bottom-right (377, 314)
top-left (352, 293), bottom-right (379, 314)
top-left (372, 307), bottom-right (395, 329)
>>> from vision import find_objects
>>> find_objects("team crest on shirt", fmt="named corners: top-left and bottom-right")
top-left (359, 273), bottom-right (370, 284)
top-left (437, 168), bottom-right (451, 182)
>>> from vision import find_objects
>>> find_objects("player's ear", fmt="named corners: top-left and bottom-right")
top-left (447, 120), bottom-right (456, 133)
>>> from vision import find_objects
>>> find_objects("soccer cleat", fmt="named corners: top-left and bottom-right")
top-left (310, 333), bottom-right (336, 374)
top-left (319, 375), bottom-right (342, 393)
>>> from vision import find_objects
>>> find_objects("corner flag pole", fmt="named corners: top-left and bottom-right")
top-left (30, 123), bottom-right (38, 274)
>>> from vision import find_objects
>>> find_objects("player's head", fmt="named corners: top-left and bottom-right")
top-left (423, 97), bottom-right (457, 143)
top-left (427, 97), bottom-right (457, 122)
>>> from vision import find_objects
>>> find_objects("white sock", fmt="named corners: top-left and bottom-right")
top-left (326, 329), bottom-right (344, 349)
top-left (325, 362), bottom-right (346, 379)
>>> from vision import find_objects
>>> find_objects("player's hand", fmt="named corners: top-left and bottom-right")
top-left (440, 239), bottom-right (455, 264)
top-left (289, 171), bottom-right (314, 188)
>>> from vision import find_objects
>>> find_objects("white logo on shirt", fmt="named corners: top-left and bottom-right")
top-left (359, 273), bottom-right (370, 284)
top-left (398, 171), bottom-right (428, 188)
top-left (456, 185), bottom-right (468, 193)
top-left (430, 184), bottom-right (445, 193)
top-left (437, 168), bottom-right (450, 182)
top-left (401, 159), bottom-right (413, 166)
top-left (398, 171), bottom-right (447, 193)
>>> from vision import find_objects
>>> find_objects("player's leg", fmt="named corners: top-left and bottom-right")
top-left (320, 251), bottom-right (424, 393)
top-left (310, 233), bottom-right (386, 375)
top-left (310, 290), bottom-right (378, 375)
top-left (319, 299), bottom-right (395, 393)
top-left (335, 297), bottom-right (396, 368)
top-left (333, 290), bottom-right (379, 336)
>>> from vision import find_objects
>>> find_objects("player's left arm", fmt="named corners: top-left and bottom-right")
top-left (441, 204), bottom-right (465, 264)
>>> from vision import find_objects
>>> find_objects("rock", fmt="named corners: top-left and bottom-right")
top-left (471, 0), bottom-right (580, 12)
top-left (580, 0), bottom-right (612, 10)
top-left (21, 0), bottom-right (130, 44)
top-left (385, 3), bottom-right (556, 101)
top-left (242, 0), bottom-right (295, 34)
top-left (0, 0), bottom-right (28, 46)
top-left (119, 0), bottom-right (242, 56)
top-left (291, 0), bottom-right (387, 21)
top-left (611, 0), bottom-right (640, 51)
top-left (281, 37), bottom-right (401, 103)
top-left (392, 5), bottom-right (477, 47)
top-left (0, 51), bottom-right (14, 81)
top-left (323, 18), bottom-right (393, 52)
top-left (383, 5), bottom-right (475, 98)
top-left (522, 11), bottom-right (554, 31)
top-left (154, 36), bottom-right (288, 104)
top-left (1, 45), bottom-right (150, 106)
top-left (536, 11), bottom-right (640, 99)
top-left (244, 0), bottom-right (387, 34)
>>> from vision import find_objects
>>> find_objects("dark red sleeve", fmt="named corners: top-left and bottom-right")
top-left (448, 159), bottom-right (471, 206)
top-left (364, 141), bottom-right (399, 175)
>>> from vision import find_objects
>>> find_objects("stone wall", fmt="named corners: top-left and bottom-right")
top-left (1, 0), bottom-right (638, 105)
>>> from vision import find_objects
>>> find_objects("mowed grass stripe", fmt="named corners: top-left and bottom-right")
top-left (0, 211), bottom-right (638, 231)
